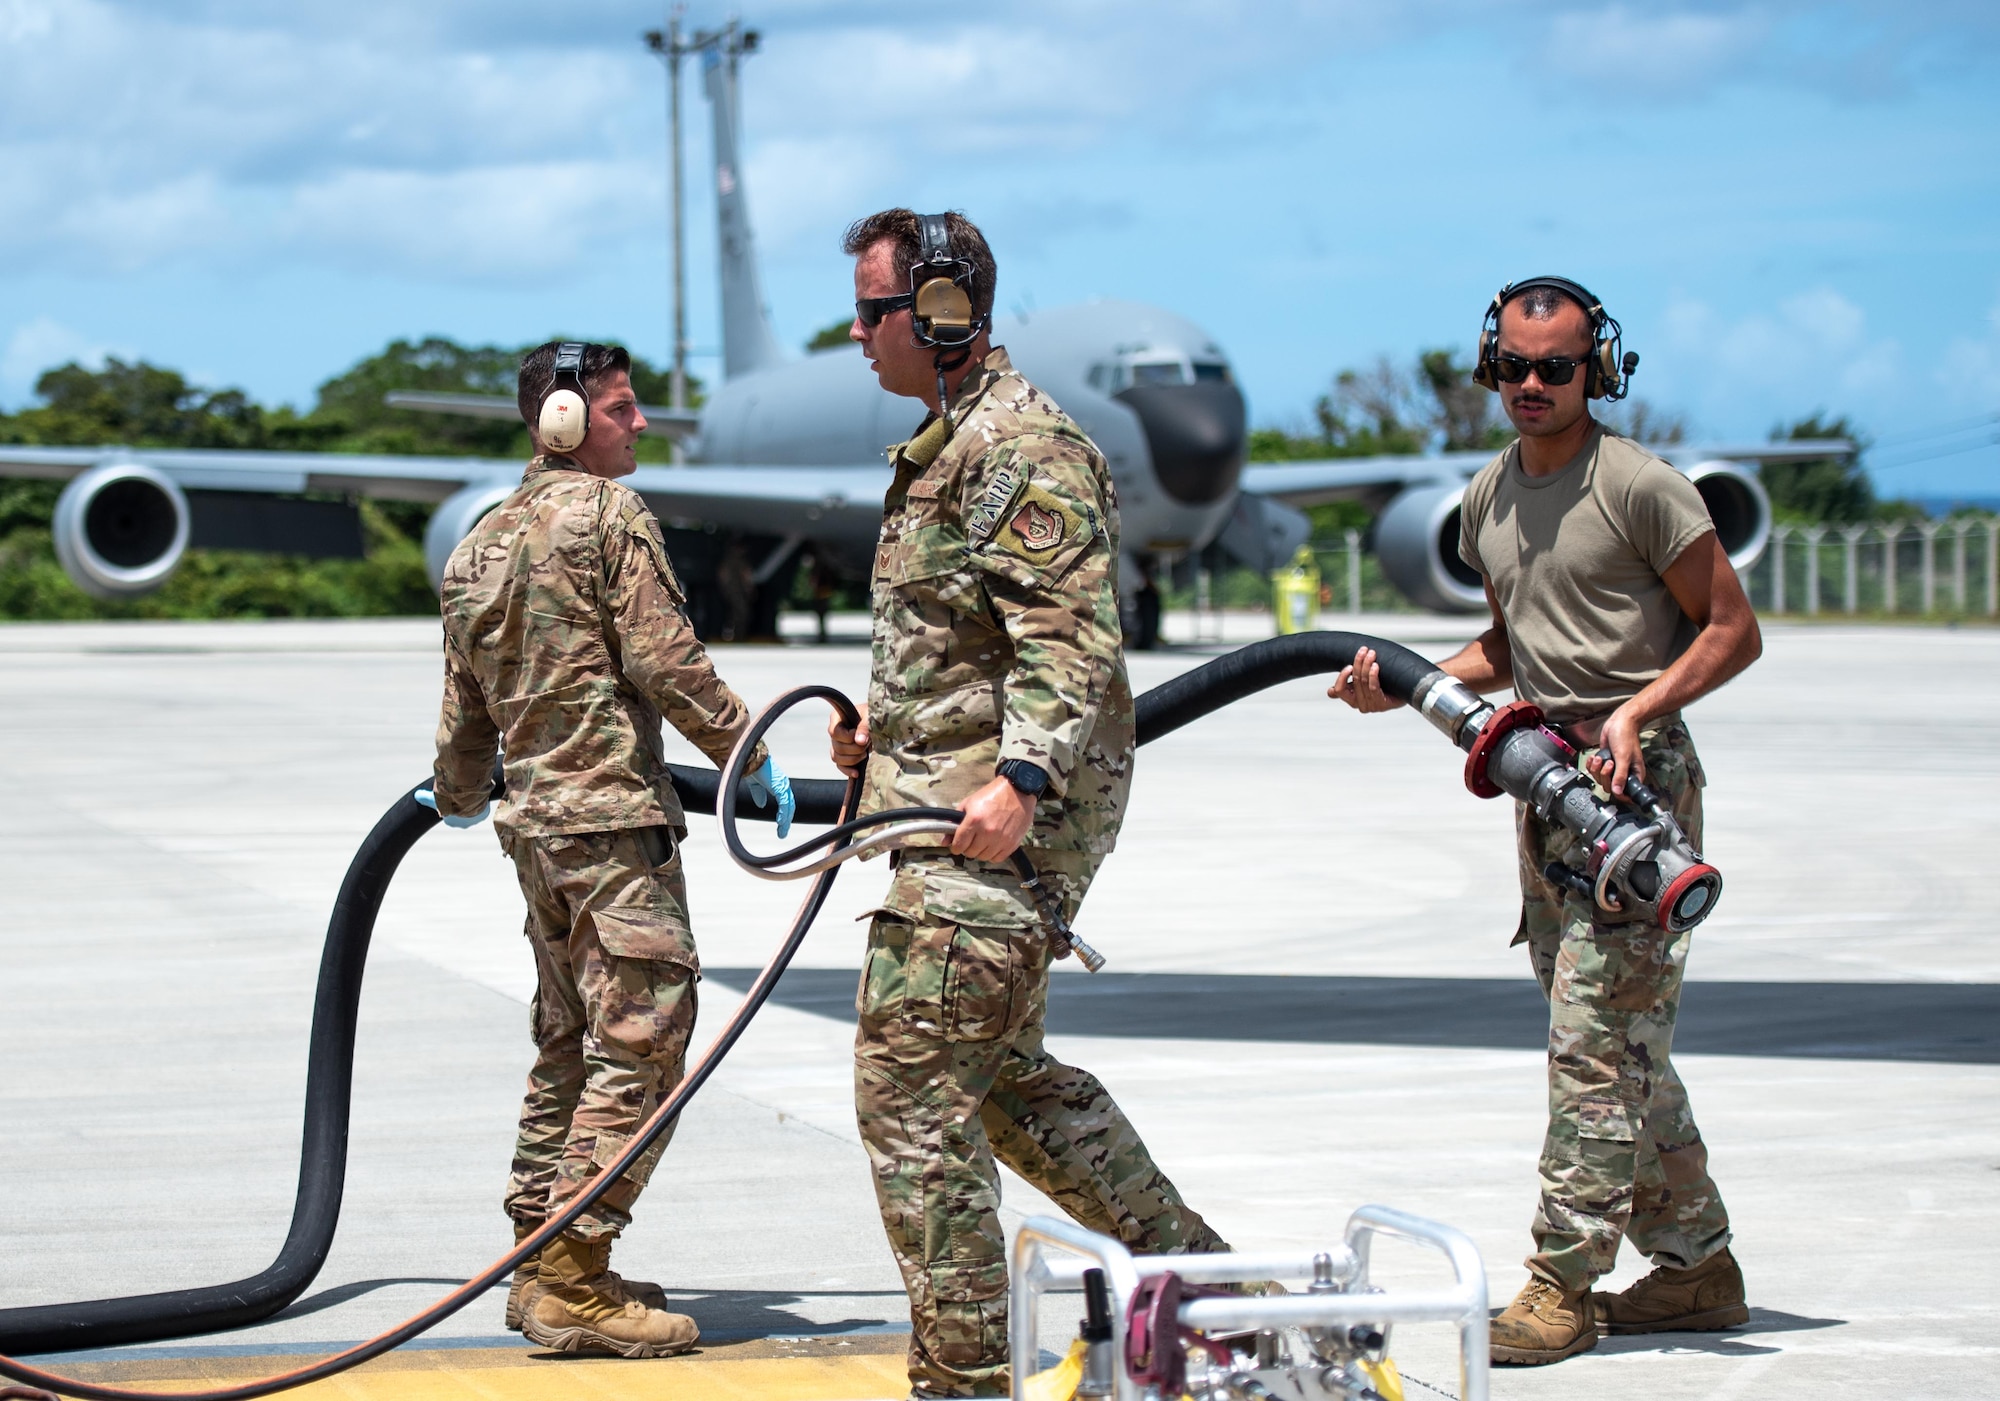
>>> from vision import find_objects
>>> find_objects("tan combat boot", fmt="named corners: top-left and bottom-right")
top-left (522, 1234), bottom-right (700, 1358)
top-left (504, 1220), bottom-right (540, 1332)
top-left (1594, 1247), bottom-right (1748, 1334)
top-left (1490, 1277), bottom-right (1597, 1365)
top-left (505, 1220), bottom-right (674, 1331)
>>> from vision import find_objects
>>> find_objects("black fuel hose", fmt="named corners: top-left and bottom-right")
top-left (0, 629), bottom-right (1435, 1386)
top-left (1135, 631), bottom-right (1437, 745)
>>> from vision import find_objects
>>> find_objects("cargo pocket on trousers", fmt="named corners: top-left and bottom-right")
top-left (1573, 1094), bottom-right (1639, 1181)
top-left (919, 865), bottom-right (1039, 1042)
top-left (590, 907), bottom-right (700, 978)
top-left (942, 923), bottom-right (1020, 1041)
top-left (857, 912), bottom-right (915, 1024)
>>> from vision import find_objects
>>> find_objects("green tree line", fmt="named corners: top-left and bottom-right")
top-left (0, 339), bottom-right (697, 621)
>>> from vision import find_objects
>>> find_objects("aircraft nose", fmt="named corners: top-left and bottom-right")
top-left (1114, 382), bottom-right (1246, 506)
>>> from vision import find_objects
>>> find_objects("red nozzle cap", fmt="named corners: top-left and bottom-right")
top-left (1660, 863), bottom-right (1722, 932)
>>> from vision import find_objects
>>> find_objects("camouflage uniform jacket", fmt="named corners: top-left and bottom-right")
top-left (431, 456), bottom-right (763, 839)
top-left (863, 345), bottom-right (1132, 854)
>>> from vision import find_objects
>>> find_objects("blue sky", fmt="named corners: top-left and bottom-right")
top-left (2, 1), bottom-right (1997, 494)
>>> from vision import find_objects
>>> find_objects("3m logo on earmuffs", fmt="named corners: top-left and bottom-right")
top-left (538, 342), bottom-right (591, 452)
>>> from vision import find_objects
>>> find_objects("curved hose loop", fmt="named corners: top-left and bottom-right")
top-left (716, 686), bottom-right (1104, 972)
top-left (0, 629), bottom-right (1433, 1394)
top-left (714, 687), bottom-right (969, 879)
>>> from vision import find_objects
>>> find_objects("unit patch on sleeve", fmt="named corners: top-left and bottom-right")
top-left (998, 484), bottom-right (1083, 561)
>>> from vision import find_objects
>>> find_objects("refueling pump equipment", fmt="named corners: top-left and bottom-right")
top-left (1408, 673), bottom-right (1722, 932)
top-left (1012, 1208), bottom-right (1490, 1401)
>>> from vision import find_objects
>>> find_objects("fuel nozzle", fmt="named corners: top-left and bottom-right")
top-left (1077, 1268), bottom-right (1115, 1397)
top-left (1014, 857), bottom-right (1107, 972)
top-left (1445, 693), bottom-right (1724, 933)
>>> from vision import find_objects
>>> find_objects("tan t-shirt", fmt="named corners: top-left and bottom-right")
top-left (1458, 426), bottom-right (1714, 723)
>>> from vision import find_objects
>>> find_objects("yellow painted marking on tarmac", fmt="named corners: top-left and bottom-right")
top-left (52, 1340), bottom-right (912, 1401)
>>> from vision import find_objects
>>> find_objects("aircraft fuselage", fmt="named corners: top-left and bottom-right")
top-left (692, 298), bottom-right (1249, 593)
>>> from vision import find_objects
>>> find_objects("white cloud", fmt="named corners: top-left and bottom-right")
top-left (1542, 5), bottom-right (1765, 100)
top-left (1657, 286), bottom-right (1903, 426)
top-left (0, 317), bottom-right (129, 405)
top-left (1935, 294), bottom-right (2000, 409)
top-left (281, 161), bottom-right (652, 278)
top-left (0, 0), bottom-right (1402, 278)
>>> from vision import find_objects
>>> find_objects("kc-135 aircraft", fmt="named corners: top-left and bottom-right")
top-left (0, 33), bottom-right (1844, 644)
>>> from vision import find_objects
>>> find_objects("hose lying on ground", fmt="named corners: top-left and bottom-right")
top-left (0, 631), bottom-right (1439, 1398)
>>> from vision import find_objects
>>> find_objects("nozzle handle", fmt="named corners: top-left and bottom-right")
top-left (1543, 861), bottom-right (1595, 902)
top-left (1624, 775), bottom-right (1669, 818)
top-left (1081, 1268), bottom-right (1112, 1342)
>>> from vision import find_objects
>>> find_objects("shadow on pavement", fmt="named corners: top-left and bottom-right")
top-left (273, 1277), bottom-right (495, 1322)
top-left (705, 969), bottom-right (2000, 1063)
top-left (1594, 1307), bottom-right (1844, 1357)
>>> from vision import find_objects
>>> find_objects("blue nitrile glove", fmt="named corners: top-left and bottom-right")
top-left (745, 757), bottom-right (795, 838)
top-left (414, 787), bottom-right (489, 829)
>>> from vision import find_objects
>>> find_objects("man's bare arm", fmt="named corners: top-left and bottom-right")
top-left (1587, 530), bottom-right (1761, 795)
top-left (1328, 579), bottom-right (1513, 712)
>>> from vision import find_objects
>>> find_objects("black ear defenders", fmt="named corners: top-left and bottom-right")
top-left (908, 214), bottom-right (983, 350)
top-left (1472, 276), bottom-right (1638, 402)
top-left (538, 342), bottom-right (591, 452)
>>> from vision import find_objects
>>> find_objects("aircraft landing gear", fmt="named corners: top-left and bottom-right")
top-left (1134, 583), bottom-right (1162, 651)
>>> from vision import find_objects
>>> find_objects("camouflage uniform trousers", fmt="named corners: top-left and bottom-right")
top-left (501, 825), bottom-right (700, 1241)
top-left (1514, 717), bottom-right (1732, 1292)
top-left (855, 850), bottom-right (1226, 1399)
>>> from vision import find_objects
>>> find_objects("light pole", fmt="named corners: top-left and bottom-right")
top-left (644, 15), bottom-right (759, 438)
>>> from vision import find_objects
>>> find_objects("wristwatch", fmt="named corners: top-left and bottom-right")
top-left (996, 759), bottom-right (1049, 798)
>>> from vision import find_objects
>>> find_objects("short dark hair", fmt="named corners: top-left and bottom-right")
top-left (1510, 285), bottom-right (1586, 322)
top-left (841, 209), bottom-right (997, 321)
top-left (517, 342), bottom-right (632, 428)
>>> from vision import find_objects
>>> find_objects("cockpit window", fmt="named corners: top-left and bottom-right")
top-left (1090, 352), bottom-right (1233, 394)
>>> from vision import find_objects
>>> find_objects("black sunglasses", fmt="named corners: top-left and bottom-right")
top-left (855, 293), bottom-right (915, 327)
top-left (1490, 353), bottom-right (1586, 386)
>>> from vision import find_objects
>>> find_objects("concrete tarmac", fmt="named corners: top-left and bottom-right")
top-left (1, 613), bottom-right (1995, 1399)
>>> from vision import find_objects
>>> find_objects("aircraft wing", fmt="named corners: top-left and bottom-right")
top-left (0, 440), bottom-right (897, 598)
top-left (1241, 453), bottom-right (1487, 508)
top-left (626, 463), bottom-right (890, 540)
top-left (382, 391), bottom-right (702, 442)
top-left (0, 445), bottom-right (888, 524)
top-left (1240, 439), bottom-right (1856, 509)
top-left (0, 444), bottom-right (515, 502)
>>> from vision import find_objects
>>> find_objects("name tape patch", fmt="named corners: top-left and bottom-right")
top-left (965, 464), bottom-right (1022, 542)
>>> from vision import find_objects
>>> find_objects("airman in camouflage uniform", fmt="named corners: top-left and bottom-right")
top-left (430, 342), bottom-right (767, 1357)
top-left (833, 211), bottom-right (1226, 1399)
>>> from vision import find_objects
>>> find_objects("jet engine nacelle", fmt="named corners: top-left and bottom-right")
top-left (424, 481), bottom-right (517, 589)
top-left (52, 462), bottom-right (192, 600)
top-left (1374, 481), bottom-right (1486, 614)
top-left (1680, 459), bottom-right (1772, 570)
